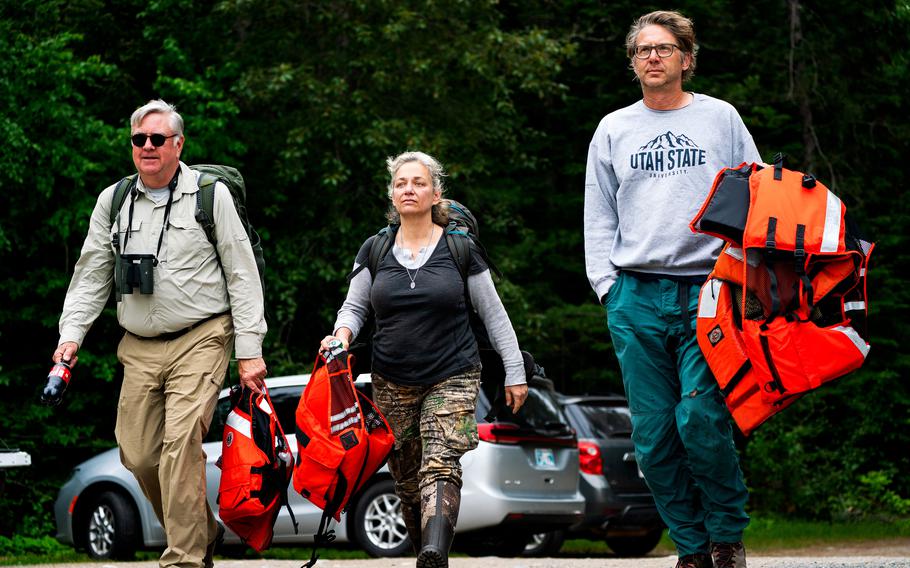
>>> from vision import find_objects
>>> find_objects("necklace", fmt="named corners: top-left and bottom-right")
top-left (400, 225), bottom-right (435, 289)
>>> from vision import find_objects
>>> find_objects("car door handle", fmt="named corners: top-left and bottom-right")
top-left (622, 452), bottom-right (636, 463)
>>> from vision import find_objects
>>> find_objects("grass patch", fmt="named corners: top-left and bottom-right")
top-left (743, 517), bottom-right (910, 551)
top-left (561, 517), bottom-right (910, 556)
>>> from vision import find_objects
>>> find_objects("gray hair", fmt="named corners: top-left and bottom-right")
top-left (130, 99), bottom-right (184, 145)
top-left (625, 10), bottom-right (699, 83)
top-left (385, 151), bottom-right (449, 225)
top-left (386, 151), bottom-right (446, 198)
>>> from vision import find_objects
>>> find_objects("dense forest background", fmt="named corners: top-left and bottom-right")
top-left (1, 0), bottom-right (908, 542)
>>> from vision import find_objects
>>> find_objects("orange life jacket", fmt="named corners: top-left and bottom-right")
top-left (293, 349), bottom-right (394, 567)
top-left (691, 155), bottom-right (874, 435)
top-left (217, 386), bottom-right (296, 551)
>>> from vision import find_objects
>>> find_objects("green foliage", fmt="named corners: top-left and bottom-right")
top-left (0, 535), bottom-right (76, 563)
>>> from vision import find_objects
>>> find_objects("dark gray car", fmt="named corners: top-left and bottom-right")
top-left (524, 393), bottom-right (664, 557)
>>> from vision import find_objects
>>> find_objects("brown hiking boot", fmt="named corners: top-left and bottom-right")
top-left (711, 541), bottom-right (747, 568)
top-left (675, 553), bottom-right (711, 568)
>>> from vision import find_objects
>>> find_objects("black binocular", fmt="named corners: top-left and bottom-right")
top-left (120, 253), bottom-right (156, 295)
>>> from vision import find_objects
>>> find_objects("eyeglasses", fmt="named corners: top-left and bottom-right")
top-left (633, 44), bottom-right (680, 59)
top-left (131, 133), bottom-right (179, 148)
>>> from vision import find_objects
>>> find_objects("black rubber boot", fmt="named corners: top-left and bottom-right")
top-left (400, 501), bottom-right (422, 554)
top-left (416, 481), bottom-right (460, 568)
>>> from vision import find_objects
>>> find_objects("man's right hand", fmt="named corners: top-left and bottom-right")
top-left (54, 342), bottom-right (79, 367)
top-left (238, 357), bottom-right (267, 394)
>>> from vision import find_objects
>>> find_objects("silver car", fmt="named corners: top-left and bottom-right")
top-left (54, 371), bottom-right (583, 559)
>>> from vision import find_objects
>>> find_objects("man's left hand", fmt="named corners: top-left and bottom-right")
top-left (238, 357), bottom-right (267, 394)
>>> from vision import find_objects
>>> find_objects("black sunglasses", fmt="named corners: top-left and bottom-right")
top-left (131, 133), bottom-right (179, 148)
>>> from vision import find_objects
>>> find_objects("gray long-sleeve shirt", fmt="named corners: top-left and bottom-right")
top-left (334, 238), bottom-right (526, 386)
top-left (59, 161), bottom-right (266, 358)
top-left (584, 93), bottom-right (761, 303)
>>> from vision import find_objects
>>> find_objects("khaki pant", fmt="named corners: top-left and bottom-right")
top-left (115, 315), bottom-right (233, 568)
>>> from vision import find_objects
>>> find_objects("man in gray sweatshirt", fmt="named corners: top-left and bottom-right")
top-left (584, 10), bottom-right (760, 568)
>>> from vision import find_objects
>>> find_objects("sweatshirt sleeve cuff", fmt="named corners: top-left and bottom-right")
top-left (503, 360), bottom-right (526, 386)
top-left (596, 279), bottom-right (616, 305)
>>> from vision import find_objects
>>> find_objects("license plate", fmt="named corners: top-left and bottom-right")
top-left (534, 448), bottom-right (556, 468)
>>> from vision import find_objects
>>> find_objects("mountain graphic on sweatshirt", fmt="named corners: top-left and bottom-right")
top-left (639, 131), bottom-right (699, 150)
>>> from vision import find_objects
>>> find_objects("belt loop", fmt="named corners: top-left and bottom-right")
top-left (679, 283), bottom-right (692, 339)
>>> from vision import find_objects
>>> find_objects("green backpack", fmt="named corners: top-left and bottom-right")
top-left (109, 164), bottom-right (265, 293)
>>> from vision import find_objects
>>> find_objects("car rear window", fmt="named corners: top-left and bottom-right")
top-left (566, 403), bottom-right (633, 438)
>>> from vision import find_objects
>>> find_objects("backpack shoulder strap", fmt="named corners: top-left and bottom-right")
top-left (370, 226), bottom-right (396, 277)
top-left (347, 226), bottom-right (397, 283)
top-left (109, 175), bottom-right (138, 228)
top-left (195, 172), bottom-right (218, 245)
top-left (444, 222), bottom-right (503, 283)
top-left (444, 224), bottom-right (471, 283)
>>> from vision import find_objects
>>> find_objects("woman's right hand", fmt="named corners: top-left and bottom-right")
top-left (320, 334), bottom-right (350, 352)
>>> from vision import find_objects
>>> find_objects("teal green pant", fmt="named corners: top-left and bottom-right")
top-left (605, 271), bottom-right (749, 555)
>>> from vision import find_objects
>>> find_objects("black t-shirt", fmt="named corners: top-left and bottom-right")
top-left (357, 234), bottom-right (488, 385)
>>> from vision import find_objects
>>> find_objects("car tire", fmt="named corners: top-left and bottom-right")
top-left (81, 491), bottom-right (139, 560)
top-left (606, 528), bottom-right (663, 557)
top-left (351, 479), bottom-right (411, 558)
top-left (522, 530), bottom-right (565, 557)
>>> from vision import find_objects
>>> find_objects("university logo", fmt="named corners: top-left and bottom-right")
top-left (630, 131), bottom-right (707, 177)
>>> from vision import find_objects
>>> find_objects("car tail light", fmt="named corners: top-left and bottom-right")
top-left (578, 439), bottom-right (603, 475)
top-left (476, 423), bottom-right (576, 447)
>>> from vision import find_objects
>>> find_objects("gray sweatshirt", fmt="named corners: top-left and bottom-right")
top-left (584, 93), bottom-right (761, 302)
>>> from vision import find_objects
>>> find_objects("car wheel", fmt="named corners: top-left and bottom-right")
top-left (606, 528), bottom-right (663, 557)
top-left (351, 479), bottom-right (411, 557)
top-left (522, 530), bottom-right (565, 557)
top-left (81, 491), bottom-right (139, 560)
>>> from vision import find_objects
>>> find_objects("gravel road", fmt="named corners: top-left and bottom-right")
top-left (13, 541), bottom-right (910, 568)
top-left (16, 550), bottom-right (910, 568)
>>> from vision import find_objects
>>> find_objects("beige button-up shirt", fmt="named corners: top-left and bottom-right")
top-left (59, 162), bottom-right (266, 358)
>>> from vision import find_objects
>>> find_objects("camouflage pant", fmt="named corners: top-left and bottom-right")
top-left (372, 369), bottom-right (481, 513)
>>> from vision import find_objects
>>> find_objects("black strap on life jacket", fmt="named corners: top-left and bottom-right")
top-left (282, 479), bottom-right (299, 536)
top-left (759, 330), bottom-right (787, 397)
top-left (794, 224), bottom-right (814, 317)
top-left (763, 217), bottom-right (782, 322)
top-left (773, 152), bottom-right (784, 181)
top-left (302, 474), bottom-right (348, 568)
top-left (720, 360), bottom-right (753, 398)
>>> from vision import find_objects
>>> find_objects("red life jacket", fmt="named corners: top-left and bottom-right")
top-left (691, 155), bottom-right (874, 435)
top-left (293, 349), bottom-right (394, 567)
top-left (217, 386), bottom-right (297, 551)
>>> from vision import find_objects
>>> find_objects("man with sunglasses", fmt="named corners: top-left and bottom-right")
top-left (584, 11), bottom-right (759, 568)
top-left (52, 99), bottom-right (266, 568)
